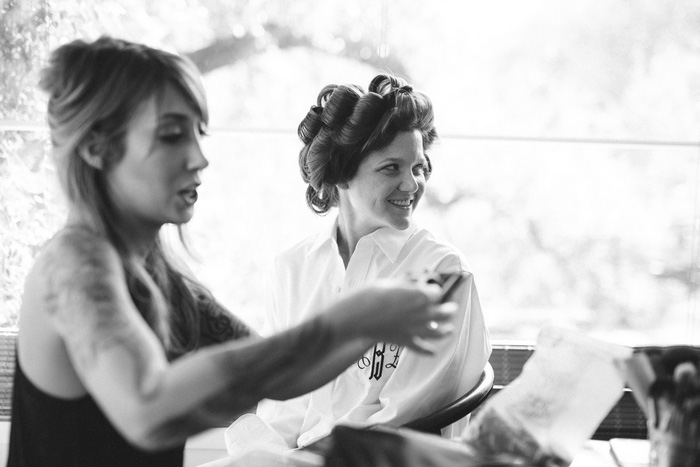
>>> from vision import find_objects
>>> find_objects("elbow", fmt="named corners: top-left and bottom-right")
top-left (124, 431), bottom-right (164, 452)
top-left (105, 397), bottom-right (191, 451)
top-left (115, 411), bottom-right (192, 451)
top-left (108, 407), bottom-right (169, 451)
top-left (116, 370), bottom-right (185, 450)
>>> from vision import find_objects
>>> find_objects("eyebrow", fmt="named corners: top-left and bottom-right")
top-left (377, 155), bottom-right (428, 165)
top-left (378, 157), bottom-right (403, 164)
top-left (158, 113), bottom-right (194, 123)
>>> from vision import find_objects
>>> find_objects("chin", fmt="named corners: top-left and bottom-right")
top-left (171, 210), bottom-right (194, 225)
top-left (390, 217), bottom-right (412, 230)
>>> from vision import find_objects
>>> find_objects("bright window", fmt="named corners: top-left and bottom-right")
top-left (2, 0), bottom-right (700, 346)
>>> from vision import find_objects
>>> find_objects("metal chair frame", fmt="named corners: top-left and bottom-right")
top-left (403, 362), bottom-right (495, 435)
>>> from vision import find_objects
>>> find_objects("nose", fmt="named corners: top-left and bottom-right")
top-left (187, 140), bottom-right (209, 171)
top-left (398, 170), bottom-right (419, 193)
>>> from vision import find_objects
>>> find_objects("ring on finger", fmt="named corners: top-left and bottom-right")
top-left (428, 320), bottom-right (439, 330)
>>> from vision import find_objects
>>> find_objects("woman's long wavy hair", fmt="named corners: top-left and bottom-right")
top-left (40, 36), bottom-right (210, 359)
top-left (297, 74), bottom-right (438, 214)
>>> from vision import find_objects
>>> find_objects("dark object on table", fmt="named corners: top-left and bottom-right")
top-left (624, 346), bottom-right (700, 466)
top-left (323, 425), bottom-right (535, 467)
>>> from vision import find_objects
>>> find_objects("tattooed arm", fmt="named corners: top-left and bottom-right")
top-left (190, 284), bottom-right (260, 346)
top-left (189, 285), bottom-right (260, 417)
top-left (37, 229), bottom-right (452, 451)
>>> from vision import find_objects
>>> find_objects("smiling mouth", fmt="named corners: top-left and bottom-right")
top-left (388, 199), bottom-right (413, 209)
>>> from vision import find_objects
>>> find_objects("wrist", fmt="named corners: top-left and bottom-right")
top-left (324, 290), bottom-right (375, 343)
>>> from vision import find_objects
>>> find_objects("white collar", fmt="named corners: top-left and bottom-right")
top-left (309, 217), bottom-right (418, 263)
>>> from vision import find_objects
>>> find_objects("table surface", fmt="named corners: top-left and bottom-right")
top-left (572, 439), bottom-right (649, 467)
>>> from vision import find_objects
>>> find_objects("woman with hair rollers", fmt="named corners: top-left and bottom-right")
top-left (225, 74), bottom-right (490, 455)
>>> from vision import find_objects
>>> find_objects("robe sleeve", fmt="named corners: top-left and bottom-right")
top-left (357, 268), bottom-right (491, 438)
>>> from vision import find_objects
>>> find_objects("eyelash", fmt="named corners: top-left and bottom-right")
top-left (159, 123), bottom-right (209, 144)
top-left (414, 164), bottom-right (427, 174)
top-left (160, 133), bottom-right (185, 144)
top-left (381, 163), bottom-right (429, 175)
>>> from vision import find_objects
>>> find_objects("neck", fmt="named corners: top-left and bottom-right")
top-left (117, 217), bottom-right (161, 259)
top-left (335, 211), bottom-right (375, 269)
top-left (66, 208), bottom-right (160, 260)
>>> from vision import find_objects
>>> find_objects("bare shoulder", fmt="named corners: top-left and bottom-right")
top-left (18, 227), bottom-right (141, 391)
top-left (41, 227), bottom-right (121, 275)
top-left (29, 227), bottom-right (150, 368)
top-left (30, 228), bottom-right (121, 313)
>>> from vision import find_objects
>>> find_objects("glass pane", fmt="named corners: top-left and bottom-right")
top-left (420, 138), bottom-right (700, 345)
top-left (1, 0), bottom-right (699, 347)
top-left (182, 132), bottom-right (700, 345)
top-left (385, 0), bottom-right (700, 142)
top-left (0, 1), bottom-right (51, 122)
top-left (0, 130), bottom-right (62, 328)
top-left (181, 131), bottom-right (327, 330)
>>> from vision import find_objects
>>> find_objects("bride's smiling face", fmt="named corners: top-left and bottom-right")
top-left (338, 130), bottom-right (430, 236)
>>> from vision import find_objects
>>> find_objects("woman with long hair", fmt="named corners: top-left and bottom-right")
top-left (7, 38), bottom-right (454, 467)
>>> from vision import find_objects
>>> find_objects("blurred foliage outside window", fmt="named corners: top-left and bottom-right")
top-left (2, 0), bottom-right (700, 345)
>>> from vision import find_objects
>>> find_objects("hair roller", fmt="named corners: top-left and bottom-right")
top-left (317, 84), bottom-right (338, 107)
top-left (335, 92), bottom-right (387, 147)
top-left (320, 84), bottom-right (362, 129)
top-left (298, 144), bottom-right (312, 183)
top-left (297, 105), bottom-right (324, 145)
top-left (368, 74), bottom-right (409, 96)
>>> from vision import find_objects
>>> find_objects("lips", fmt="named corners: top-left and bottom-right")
top-left (178, 184), bottom-right (200, 205)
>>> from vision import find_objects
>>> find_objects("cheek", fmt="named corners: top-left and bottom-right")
top-left (146, 154), bottom-right (180, 184)
top-left (416, 178), bottom-right (426, 196)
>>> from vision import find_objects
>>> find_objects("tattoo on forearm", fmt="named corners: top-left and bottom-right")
top-left (197, 293), bottom-right (251, 345)
top-left (148, 385), bottom-right (257, 447)
top-left (222, 316), bottom-right (336, 399)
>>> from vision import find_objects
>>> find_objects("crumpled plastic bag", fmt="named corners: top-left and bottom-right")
top-left (461, 326), bottom-right (632, 465)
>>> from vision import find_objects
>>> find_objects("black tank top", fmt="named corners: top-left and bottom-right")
top-left (7, 355), bottom-right (184, 467)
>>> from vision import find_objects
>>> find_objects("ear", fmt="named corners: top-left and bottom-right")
top-left (336, 181), bottom-right (350, 190)
top-left (77, 132), bottom-right (105, 170)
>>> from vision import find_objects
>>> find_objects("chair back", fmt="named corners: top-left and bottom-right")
top-left (403, 362), bottom-right (495, 435)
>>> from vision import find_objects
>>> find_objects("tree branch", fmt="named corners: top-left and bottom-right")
top-left (184, 22), bottom-right (409, 78)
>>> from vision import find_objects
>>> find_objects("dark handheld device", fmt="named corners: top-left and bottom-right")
top-left (425, 271), bottom-right (467, 303)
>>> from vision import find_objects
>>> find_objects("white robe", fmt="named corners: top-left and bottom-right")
top-left (225, 220), bottom-right (491, 455)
